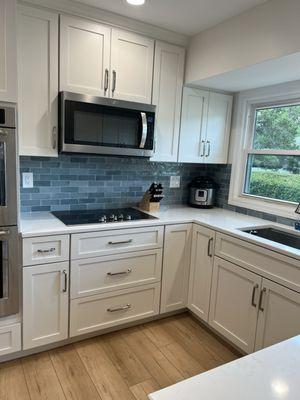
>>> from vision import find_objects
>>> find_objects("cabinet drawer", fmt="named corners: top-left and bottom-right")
top-left (70, 283), bottom-right (160, 337)
top-left (215, 233), bottom-right (300, 292)
top-left (71, 226), bottom-right (164, 260)
top-left (0, 323), bottom-right (21, 356)
top-left (71, 249), bottom-right (162, 299)
top-left (23, 235), bottom-right (70, 266)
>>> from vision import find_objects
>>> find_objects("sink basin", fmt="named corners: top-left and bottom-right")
top-left (241, 227), bottom-right (300, 250)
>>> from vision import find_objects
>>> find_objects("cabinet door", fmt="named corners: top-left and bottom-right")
top-left (0, 0), bottom-right (17, 102)
top-left (18, 5), bottom-right (58, 157)
top-left (188, 225), bottom-right (215, 322)
top-left (60, 15), bottom-right (111, 96)
top-left (209, 257), bottom-right (261, 353)
top-left (255, 279), bottom-right (300, 351)
top-left (160, 224), bottom-right (192, 313)
top-left (151, 42), bottom-right (185, 162)
top-left (23, 262), bottom-right (69, 350)
top-left (111, 29), bottom-right (154, 103)
top-left (178, 87), bottom-right (209, 163)
top-left (205, 92), bottom-right (233, 164)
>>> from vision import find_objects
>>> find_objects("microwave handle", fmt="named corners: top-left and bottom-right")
top-left (139, 112), bottom-right (148, 149)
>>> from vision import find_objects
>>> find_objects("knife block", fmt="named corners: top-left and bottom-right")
top-left (139, 192), bottom-right (160, 212)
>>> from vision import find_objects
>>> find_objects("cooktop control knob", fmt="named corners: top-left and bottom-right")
top-left (109, 214), bottom-right (115, 221)
top-left (118, 214), bottom-right (124, 221)
top-left (125, 215), bottom-right (132, 220)
top-left (99, 216), bottom-right (107, 223)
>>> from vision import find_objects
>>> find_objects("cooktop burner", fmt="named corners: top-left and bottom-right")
top-left (51, 208), bottom-right (157, 226)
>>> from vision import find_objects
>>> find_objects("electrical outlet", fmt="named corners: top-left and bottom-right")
top-left (170, 175), bottom-right (181, 188)
top-left (22, 172), bottom-right (33, 188)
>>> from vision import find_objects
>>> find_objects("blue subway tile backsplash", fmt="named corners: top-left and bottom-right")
top-left (20, 155), bottom-right (295, 227)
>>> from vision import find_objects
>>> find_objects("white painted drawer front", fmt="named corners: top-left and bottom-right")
top-left (70, 283), bottom-right (160, 337)
top-left (23, 235), bottom-right (70, 266)
top-left (71, 226), bottom-right (164, 260)
top-left (71, 249), bottom-right (162, 299)
top-left (0, 323), bottom-right (21, 356)
top-left (215, 233), bottom-right (300, 292)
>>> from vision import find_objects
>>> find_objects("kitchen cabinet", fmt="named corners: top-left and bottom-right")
top-left (111, 29), bottom-right (154, 103)
top-left (60, 15), bottom-right (111, 97)
top-left (160, 224), bottom-right (192, 313)
top-left (178, 88), bottom-right (232, 164)
top-left (0, 323), bottom-right (21, 356)
top-left (18, 5), bottom-right (58, 157)
top-left (209, 257), bottom-right (261, 353)
top-left (255, 279), bottom-right (300, 351)
top-left (188, 225), bottom-right (215, 322)
top-left (151, 41), bottom-right (185, 162)
top-left (60, 16), bottom-right (154, 104)
top-left (23, 262), bottom-right (69, 350)
top-left (0, 0), bottom-right (17, 103)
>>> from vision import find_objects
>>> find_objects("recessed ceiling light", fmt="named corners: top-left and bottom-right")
top-left (126, 0), bottom-right (146, 6)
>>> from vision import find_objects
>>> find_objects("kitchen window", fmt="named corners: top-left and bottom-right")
top-left (229, 88), bottom-right (300, 219)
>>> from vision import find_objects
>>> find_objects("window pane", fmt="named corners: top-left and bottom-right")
top-left (244, 155), bottom-right (300, 203)
top-left (253, 105), bottom-right (300, 150)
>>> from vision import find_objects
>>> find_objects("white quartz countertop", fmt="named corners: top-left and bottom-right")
top-left (149, 335), bottom-right (300, 400)
top-left (20, 206), bottom-right (300, 260)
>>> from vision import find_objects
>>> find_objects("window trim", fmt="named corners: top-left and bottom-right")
top-left (229, 85), bottom-right (300, 220)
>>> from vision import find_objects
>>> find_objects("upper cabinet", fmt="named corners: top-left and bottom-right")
top-left (60, 15), bottom-right (111, 97)
top-left (178, 87), bottom-right (233, 164)
top-left (151, 41), bottom-right (185, 162)
top-left (110, 29), bottom-right (154, 103)
top-left (0, 0), bottom-right (17, 103)
top-left (60, 17), bottom-right (154, 104)
top-left (18, 5), bottom-right (59, 157)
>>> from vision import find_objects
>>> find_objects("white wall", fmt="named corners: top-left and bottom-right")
top-left (186, 0), bottom-right (300, 84)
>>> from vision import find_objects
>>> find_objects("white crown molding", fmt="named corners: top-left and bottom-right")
top-left (18, 0), bottom-right (189, 47)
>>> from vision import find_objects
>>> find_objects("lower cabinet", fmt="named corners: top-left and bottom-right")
top-left (70, 283), bottom-right (160, 337)
top-left (23, 262), bottom-right (69, 350)
top-left (209, 257), bottom-right (261, 353)
top-left (0, 323), bottom-right (21, 356)
top-left (255, 279), bottom-right (300, 351)
top-left (188, 225), bottom-right (215, 322)
top-left (160, 224), bottom-right (192, 313)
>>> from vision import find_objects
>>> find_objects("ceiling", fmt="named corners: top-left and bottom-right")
top-left (72, 0), bottom-right (267, 36)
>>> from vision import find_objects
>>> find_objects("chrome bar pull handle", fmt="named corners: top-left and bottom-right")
top-left (62, 270), bottom-right (68, 293)
top-left (112, 70), bottom-right (116, 95)
top-left (251, 284), bottom-right (259, 307)
top-left (200, 140), bottom-right (206, 157)
top-left (107, 268), bottom-right (132, 277)
top-left (104, 69), bottom-right (109, 94)
top-left (108, 239), bottom-right (133, 245)
top-left (207, 237), bottom-right (213, 257)
top-left (139, 112), bottom-right (148, 149)
top-left (206, 140), bottom-right (211, 157)
top-left (259, 288), bottom-right (267, 311)
top-left (0, 230), bottom-right (10, 236)
top-left (107, 304), bottom-right (131, 313)
top-left (52, 126), bottom-right (57, 149)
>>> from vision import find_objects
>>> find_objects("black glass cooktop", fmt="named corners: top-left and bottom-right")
top-left (51, 208), bottom-right (157, 226)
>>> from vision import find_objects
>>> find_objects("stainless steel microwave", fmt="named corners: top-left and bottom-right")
top-left (59, 92), bottom-right (156, 157)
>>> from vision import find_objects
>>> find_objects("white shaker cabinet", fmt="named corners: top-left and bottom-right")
top-left (18, 5), bottom-right (58, 157)
top-left (188, 225), bottom-right (215, 322)
top-left (209, 257), bottom-right (261, 353)
top-left (0, 0), bottom-right (17, 103)
top-left (151, 41), bottom-right (185, 162)
top-left (178, 88), bottom-right (232, 164)
top-left (23, 262), bottom-right (69, 350)
top-left (255, 279), bottom-right (300, 351)
top-left (178, 87), bottom-right (209, 163)
top-left (60, 15), bottom-right (111, 97)
top-left (110, 29), bottom-right (154, 103)
top-left (160, 224), bottom-right (192, 313)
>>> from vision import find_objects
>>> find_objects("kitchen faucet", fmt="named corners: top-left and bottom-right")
top-left (295, 202), bottom-right (300, 231)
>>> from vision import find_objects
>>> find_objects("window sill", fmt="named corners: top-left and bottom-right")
top-left (228, 193), bottom-right (298, 221)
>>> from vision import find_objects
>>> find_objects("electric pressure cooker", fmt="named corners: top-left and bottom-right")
top-left (189, 177), bottom-right (218, 208)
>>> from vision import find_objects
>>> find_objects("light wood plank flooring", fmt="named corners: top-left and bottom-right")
top-left (0, 313), bottom-right (240, 400)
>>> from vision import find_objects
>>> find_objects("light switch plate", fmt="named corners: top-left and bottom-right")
top-left (170, 176), bottom-right (181, 188)
top-left (22, 172), bottom-right (33, 188)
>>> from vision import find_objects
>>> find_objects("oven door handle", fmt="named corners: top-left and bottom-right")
top-left (139, 112), bottom-right (148, 149)
top-left (0, 230), bottom-right (10, 236)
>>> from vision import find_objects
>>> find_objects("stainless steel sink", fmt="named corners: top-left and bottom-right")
top-left (241, 227), bottom-right (300, 250)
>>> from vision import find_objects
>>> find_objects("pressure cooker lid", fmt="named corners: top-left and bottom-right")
top-left (189, 176), bottom-right (218, 189)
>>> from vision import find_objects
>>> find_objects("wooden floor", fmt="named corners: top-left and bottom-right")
top-left (0, 313), bottom-right (240, 400)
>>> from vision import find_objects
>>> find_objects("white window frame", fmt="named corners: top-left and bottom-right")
top-left (229, 82), bottom-right (300, 220)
